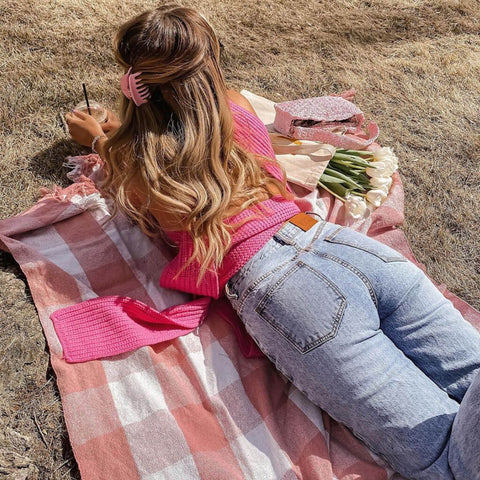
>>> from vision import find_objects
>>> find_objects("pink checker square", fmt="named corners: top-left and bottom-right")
top-left (53, 355), bottom-right (108, 394)
top-left (215, 380), bottom-right (263, 440)
top-left (191, 446), bottom-right (246, 479)
top-left (74, 428), bottom-right (140, 480)
top-left (153, 360), bottom-right (204, 409)
top-left (172, 401), bottom-right (230, 454)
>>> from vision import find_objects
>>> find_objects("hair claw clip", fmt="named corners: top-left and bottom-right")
top-left (120, 67), bottom-right (151, 106)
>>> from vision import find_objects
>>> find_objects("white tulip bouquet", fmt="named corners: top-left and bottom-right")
top-left (318, 147), bottom-right (398, 220)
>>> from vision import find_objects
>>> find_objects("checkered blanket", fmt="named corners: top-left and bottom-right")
top-left (1, 95), bottom-right (479, 480)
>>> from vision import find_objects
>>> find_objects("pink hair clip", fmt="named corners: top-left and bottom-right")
top-left (120, 67), bottom-right (151, 106)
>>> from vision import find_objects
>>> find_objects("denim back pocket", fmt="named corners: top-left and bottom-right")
top-left (254, 260), bottom-right (346, 354)
top-left (324, 227), bottom-right (407, 263)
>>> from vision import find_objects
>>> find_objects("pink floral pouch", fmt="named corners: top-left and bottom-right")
top-left (273, 90), bottom-right (379, 150)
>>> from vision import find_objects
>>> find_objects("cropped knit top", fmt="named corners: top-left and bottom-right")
top-left (51, 100), bottom-right (301, 363)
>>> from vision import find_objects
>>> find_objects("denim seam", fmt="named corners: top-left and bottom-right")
top-left (246, 330), bottom-right (304, 385)
top-left (324, 227), bottom-right (407, 263)
top-left (311, 251), bottom-right (379, 308)
top-left (230, 240), bottom-right (283, 294)
top-left (235, 221), bottom-right (325, 315)
top-left (254, 260), bottom-right (347, 354)
top-left (245, 329), bottom-right (326, 406)
top-left (248, 327), bottom-right (396, 469)
top-left (324, 226), bottom-right (344, 242)
top-left (246, 318), bottom-right (394, 464)
top-left (302, 220), bottom-right (326, 253)
top-left (236, 257), bottom-right (294, 316)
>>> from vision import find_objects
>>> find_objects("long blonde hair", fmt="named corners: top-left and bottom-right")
top-left (102, 5), bottom-right (289, 282)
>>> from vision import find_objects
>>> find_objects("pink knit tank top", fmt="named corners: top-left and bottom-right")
top-left (51, 100), bottom-right (300, 363)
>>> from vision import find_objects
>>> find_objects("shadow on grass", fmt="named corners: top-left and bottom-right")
top-left (0, 250), bottom-right (27, 283)
top-left (29, 138), bottom-right (89, 188)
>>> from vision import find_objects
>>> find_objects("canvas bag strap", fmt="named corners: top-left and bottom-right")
top-left (289, 120), bottom-right (380, 149)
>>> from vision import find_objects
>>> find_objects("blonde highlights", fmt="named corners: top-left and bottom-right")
top-left (102, 5), bottom-right (289, 283)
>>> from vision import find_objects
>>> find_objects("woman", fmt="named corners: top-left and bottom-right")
top-left (65, 5), bottom-right (480, 479)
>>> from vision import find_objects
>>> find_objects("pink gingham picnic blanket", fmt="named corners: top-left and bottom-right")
top-left (1, 98), bottom-right (480, 480)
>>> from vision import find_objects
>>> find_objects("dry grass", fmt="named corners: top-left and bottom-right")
top-left (1, 0), bottom-right (479, 477)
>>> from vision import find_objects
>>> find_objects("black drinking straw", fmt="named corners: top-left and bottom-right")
top-left (82, 83), bottom-right (92, 115)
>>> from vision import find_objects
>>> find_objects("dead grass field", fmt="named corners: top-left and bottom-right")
top-left (1, 0), bottom-right (479, 477)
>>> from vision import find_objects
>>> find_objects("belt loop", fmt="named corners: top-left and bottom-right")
top-left (305, 210), bottom-right (325, 221)
top-left (224, 280), bottom-right (239, 300)
top-left (304, 219), bottom-right (325, 252)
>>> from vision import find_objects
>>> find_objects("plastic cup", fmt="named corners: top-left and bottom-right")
top-left (74, 100), bottom-right (107, 123)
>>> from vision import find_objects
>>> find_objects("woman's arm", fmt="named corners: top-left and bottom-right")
top-left (65, 109), bottom-right (104, 144)
top-left (64, 109), bottom-right (110, 159)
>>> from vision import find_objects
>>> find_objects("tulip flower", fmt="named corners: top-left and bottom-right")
top-left (366, 188), bottom-right (388, 207)
top-left (366, 161), bottom-right (396, 179)
top-left (345, 194), bottom-right (368, 220)
top-left (373, 147), bottom-right (398, 169)
top-left (369, 176), bottom-right (392, 189)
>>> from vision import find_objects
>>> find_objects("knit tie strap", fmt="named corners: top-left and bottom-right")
top-left (51, 295), bottom-right (211, 363)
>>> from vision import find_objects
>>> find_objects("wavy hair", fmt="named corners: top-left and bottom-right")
top-left (102, 4), bottom-right (290, 283)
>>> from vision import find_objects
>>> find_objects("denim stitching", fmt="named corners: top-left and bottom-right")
top-left (247, 325), bottom-right (404, 461)
top-left (254, 260), bottom-right (347, 354)
top-left (311, 251), bottom-right (378, 308)
top-left (246, 331), bottom-right (300, 384)
top-left (324, 227), bottom-right (407, 263)
top-left (236, 257), bottom-right (294, 316)
top-left (247, 330), bottom-right (324, 405)
top-left (324, 226), bottom-right (344, 242)
top-left (302, 220), bottom-right (326, 253)
top-left (235, 220), bottom-right (325, 315)
top-left (231, 240), bottom-right (283, 291)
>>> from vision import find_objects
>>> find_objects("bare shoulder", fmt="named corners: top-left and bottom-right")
top-left (226, 89), bottom-right (259, 117)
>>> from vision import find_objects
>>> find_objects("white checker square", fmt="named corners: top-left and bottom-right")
top-left (231, 423), bottom-right (291, 480)
top-left (108, 366), bottom-right (168, 426)
top-left (21, 227), bottom-right (89, 282)
top-left (188, 339), bottom-right (240, 396)
top-left (142, 455), bottom-right (200, 480)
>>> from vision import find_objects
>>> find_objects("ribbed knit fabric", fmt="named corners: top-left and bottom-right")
top-left (53, 296), bottom-right (210, 363)
top-left (51, 101), bottom-right (301, 363)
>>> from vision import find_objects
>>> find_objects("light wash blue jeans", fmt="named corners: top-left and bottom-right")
top-left (225, 218), bottom-right (480, 480)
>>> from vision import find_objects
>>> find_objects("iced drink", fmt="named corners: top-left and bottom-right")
top-left (74, 100), bottom-right (107, 123)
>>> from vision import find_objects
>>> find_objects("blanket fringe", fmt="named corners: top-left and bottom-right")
top-left (64, 154), bottom-right (104, 183)
top-left (70, 192), bottom-right (111, 219)
top-left (40, 181), bottom-right (111, 219)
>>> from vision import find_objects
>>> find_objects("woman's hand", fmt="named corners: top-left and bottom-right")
top-left (101, 110), bottom-right (122, 134)
top-left (65, 109), bottom-right (105, 147)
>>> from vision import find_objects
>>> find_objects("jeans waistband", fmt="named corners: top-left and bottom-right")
top-left (225, 211), bottom-right (326, 302)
